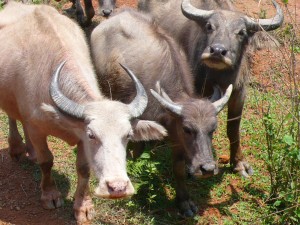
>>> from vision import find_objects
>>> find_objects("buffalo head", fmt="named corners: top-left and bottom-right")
top-left (48, 62), bottom-right (167, 199)
top-left (151, 82), bottom-right (233, 177)
top-left (181, 0), bottom-right (284, 70)
top-left (99, 0), bottom-right (116, 17)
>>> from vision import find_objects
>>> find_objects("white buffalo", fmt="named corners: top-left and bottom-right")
top-left (0, 2), bottom-right (167, 222)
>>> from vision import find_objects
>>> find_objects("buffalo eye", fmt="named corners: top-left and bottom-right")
top-left (183, 126), bottom-right (193, 135)
top-left (205, 23), bottom-right (214, 32)
top-left (88, 132), bottom-right (95, 140)
top-left (237, 29), bottom-right (247, 37)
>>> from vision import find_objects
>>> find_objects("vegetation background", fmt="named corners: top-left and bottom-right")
top-left (0, 0), bottom-right (299, 224)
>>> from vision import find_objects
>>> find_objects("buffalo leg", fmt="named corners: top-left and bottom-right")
top-left (63, 0), bottom-right (76, 17)
top-left (23, 124), bottom-right (36, 162)
top-left (75, 0), bottom-right (85, 26)
top-left (8, 117), bottom-right (26, 161)
top-left (227, 87), bottom-right (253, 177)
top-left (8, 118), bottom-right (36, 162)
top-left (83, 0), bottom-right (95, 26)
top-left (26, 125), bottom-right (63, 209)
top-left (73, 141), bottom-right (95, 222)
top-left (172, 148), bottom-right (198, 217)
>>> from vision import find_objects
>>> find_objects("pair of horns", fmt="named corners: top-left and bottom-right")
top-left (150, 82), bottom-right (233, 115)
top-left (50, 62), bottom-right (148, 120)
top-left (181, 0), bottom-right (284, 32)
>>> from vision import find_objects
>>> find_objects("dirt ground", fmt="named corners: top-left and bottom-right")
top-left (0, 0), bottom-right (299, 224)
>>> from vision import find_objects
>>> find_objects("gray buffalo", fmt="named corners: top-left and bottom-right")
top-left (90, 8), bottom-right (232, 216)
top-left (0, 2), bottom-right (167, 222)
top-left (65, 0), bottom-right (116, 26)
top-left (138, 0), bottom-right (283, 178)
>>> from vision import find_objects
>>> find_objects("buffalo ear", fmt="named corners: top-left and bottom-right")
top-left (248, 32), bottom-right (280, 51)
top-left (130, 119), bottom-right (168, 142)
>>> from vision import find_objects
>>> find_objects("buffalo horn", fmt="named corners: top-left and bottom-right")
top-left (119, 63), bottom-right (148, 118)
top-left (245, 0), bottom-right (284, 32)
top-left (181, 0), bottom-right (214, 22)
top-left (50, 61), bottom-right (85, 120)
top-left (213, 84), bottom-right (233, 113)
top-left (150, 88), bottom-right (183, 116)
top-left (155, 81), bottom-right (173, 102)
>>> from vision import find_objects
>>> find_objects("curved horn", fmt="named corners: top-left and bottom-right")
top-left (213, 84), bottom-right (233, 114)
top-left (119, 63), bottom-right (148, 118)
top-left (181, 0), bottom-right (214, 22)
top-left (150, 88), bottom-right (183, 116)
top-left (50, 61), bottom-right (85, 120)
top-left (245, 0), bottom-right (284, 32)
top-left (155, 81), bottom-right (173, 102)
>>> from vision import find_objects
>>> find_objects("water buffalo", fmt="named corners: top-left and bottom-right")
top-left (0, 2), bottom-right (167, 222)
top-left (90, 8), bottom-right (232, 216)
top-left (65, 0), bottom-right (116, 26)
top-left (138, 0), bottom-right (284, 178)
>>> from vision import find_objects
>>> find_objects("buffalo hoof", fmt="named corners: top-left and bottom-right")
top-left (234, 161), bottom-right (254, 178)
top-left (41, 189), bottom-right (63, 209)
top-left (74, 197), bottom-right (95, 223)
top-left (178, 199), bottom-right (198, 217)
top-left (9, 146), bottom-right (26, 162)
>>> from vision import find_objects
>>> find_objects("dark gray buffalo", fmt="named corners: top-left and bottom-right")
top-left (65, 0), bottom-right (116, 26)
top-left (0, 2), bottom-right (167, 223)
top-left (91, 8), bottom-right (233, 216)
top-left (138, 0), bottom-right (284, 178)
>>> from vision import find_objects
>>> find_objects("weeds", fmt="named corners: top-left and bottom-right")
top-left (0, 0), bottom-right (4, 10)
top-left (252, 1), bottom-right (300, 223)
top-left (126, 143), bottom-right (174, 210)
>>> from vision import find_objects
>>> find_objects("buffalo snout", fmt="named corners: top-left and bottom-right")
top-left (94, 178), bottom-right (135, 199)
top-left (209, 44), bottom-right (228, 58)
top-left (101, 8), bottom-right (113, 17)
top-left (107, 180), bottom-right (129, 198)
top-left (188, 161), bottom-right (218, 178)
top-left (201, 44), bottom-right (233, 69)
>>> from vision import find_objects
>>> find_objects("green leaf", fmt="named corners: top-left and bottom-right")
top-left (274, 200), bottom-right (282, 207)
top-left (291, 181), bottom-right (295, 189)
top-left (283, 135), bottom-right (294, 146)
top-left (140, 152), bottom-right (150, 159)
top-left (297, 150), bottom-right (300, 160)
top-left (291, 46), bottom-right (300, 53)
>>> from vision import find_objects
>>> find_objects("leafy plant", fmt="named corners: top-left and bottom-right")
top-left (0, 0), bottom-right (4, 10)
top-left (257, 5), bottom-right (300, 223)
top-left (126, 145), bottom-right (174, 209)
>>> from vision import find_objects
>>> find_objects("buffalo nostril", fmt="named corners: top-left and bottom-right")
top-left (221, 49), bottom-right (227, 56)
top-left (210, 44), bottom-right (227, 57)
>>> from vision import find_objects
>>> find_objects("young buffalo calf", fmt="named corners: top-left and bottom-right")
top-left (91, 8), bottom-right (232, 217)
